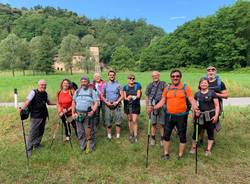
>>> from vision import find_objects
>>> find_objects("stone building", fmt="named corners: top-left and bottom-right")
top-left (53, 46), bottom-right (100, 73)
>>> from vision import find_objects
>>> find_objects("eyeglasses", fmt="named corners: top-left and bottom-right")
top-left (171, 75), bottom-right (180, 78)
top-left (129, 78), bottom-right (135, 80)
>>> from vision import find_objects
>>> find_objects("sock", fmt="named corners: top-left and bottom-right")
top-left (116, 134), bottom-right (120, 138)
top-left (151, 135), bottom-right (156, 140)
top-left (108, 133), bottom-right (112, 139)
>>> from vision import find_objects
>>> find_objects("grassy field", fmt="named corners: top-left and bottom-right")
top-left (0, 106), bottom-right (249, 183)
top-left (1, 69), bottom-right (250, 102)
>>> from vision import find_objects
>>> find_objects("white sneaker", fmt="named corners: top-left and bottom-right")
top-left (150, 139), bottom-right (156, 145)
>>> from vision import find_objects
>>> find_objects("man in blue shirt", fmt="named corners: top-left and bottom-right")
top-left (101, 70), bottom-right (124, 140)
top-left (72, 76), bottom-right (99, 152)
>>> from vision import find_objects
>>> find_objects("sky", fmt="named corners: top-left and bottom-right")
top-left (0, 0), bottom-right (236, 33)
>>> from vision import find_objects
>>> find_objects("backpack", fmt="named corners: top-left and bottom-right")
top-left (167, 83), bottom-right (191, 114)
top-left (75, 86), bottom-right (93, 99)
top-left (125, 82), bottom-right (141, 93)
top-left (70, 82), bottom-right (78, 91)
top-left (147, 81), bottom-right (166, 103)
top-left (205, 75), bottom-right (222, 91)
top-left (196, 91), bottom-right (213, 109)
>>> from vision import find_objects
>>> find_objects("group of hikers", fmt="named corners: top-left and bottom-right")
top-left (19, 66), bottom-right (228, 160)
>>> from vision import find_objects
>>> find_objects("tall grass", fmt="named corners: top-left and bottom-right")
top-left (0, 106), bottom-right (249, 183)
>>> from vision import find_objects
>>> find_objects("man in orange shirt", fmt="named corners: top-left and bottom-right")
top-left (153, 69), bottom-right (197, 160)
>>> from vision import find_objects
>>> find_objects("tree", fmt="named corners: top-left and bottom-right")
top-left (58, 34), bottom-right (81, 75)
top-left (110, 45), bottom-right (135, 71)
top-left (80, 49), bottom-right (95, 74)
top-left (16, 39), bottom-right (31, 75)
top-left (30, 34), bottom-right (55, 75)
top-left (0, 33), bottom-right (21, 76)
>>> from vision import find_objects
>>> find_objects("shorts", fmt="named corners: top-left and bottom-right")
top-left (104, 105), bottom-right (122, 127)
top-left (124, 102), bottom-right (140, 115)
top-left (150, 107), bottom-right (165, 125)
top-left (164, 113), bottom-right (188, 143)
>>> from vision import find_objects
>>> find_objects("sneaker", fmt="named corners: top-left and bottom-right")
top-left (134, 137), bottom-right (138, 143)
top-left (161, 154), bottom-right (170, 160)
top-left (160, 140), bottom-right (164, 146)
top-left (205, 150), bottom-right (211, 156)
top-left (150, 139), bottom-right (156, 145)
top-left (189, 147), bottom-right (196, 154)
top-left (177, 155), bottom-right (183, 160)
top-left (129, 135), bottom-right (133, 143)
top-left (65, 136), bottom-right (70, 141)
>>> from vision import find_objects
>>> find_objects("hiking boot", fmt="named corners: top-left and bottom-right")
top-left (150, 138), bottom-right (156, 145)
top-left (205, 150), bottom-right (211, 156)
top-left (161, 154), bottom-right (170, 160)
top-left (129, 135), bottom-right (134, 143)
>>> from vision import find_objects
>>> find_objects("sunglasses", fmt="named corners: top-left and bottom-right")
top-left (207, 69), bottom-right (216, 72)
top-left (171, 75), bottom-right (180, 78)
top-left (129, 78), bottom-right (135, 80)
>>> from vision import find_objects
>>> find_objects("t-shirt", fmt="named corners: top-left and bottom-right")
top-left (57, 90), bottom-right (74, 115)
top-left (145, 81), bottom-right (166, 104)
top-left (73, 87), bottom-right (99, 112)
top-left (102, 81), bottom-right (123, 103)
top-left (194, 91), bottom-right (218, 112)
top-left (123, 84), bottom-right (141, 105)
top-left (162, 83), bottom-right (192, 114)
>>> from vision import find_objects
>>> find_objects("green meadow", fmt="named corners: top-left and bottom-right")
top-left (0, 106), bottom-right (249, 183)
top-left (1, 69), bottom-right (250, 102)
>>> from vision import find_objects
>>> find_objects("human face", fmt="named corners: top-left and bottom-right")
top-left (171, 72), bottom-right (181, 85)
top-left (128, 76), bottom-right (135, 85)
top-left (80, 79), bottom-right (89, 89)
top-left (38, 81), bottom-right (47, 92)
top-left (108, 72), bottom-right (116, 82)
top-left (62, 80), bottom-right (70, 90)
top-left (207, 68), bottom-right (216, 79)
top-left (94, 75), bottom-right (101, 83)
top-left (200, 80), bottom-right (209, 90)
top-left (152, 72), bottom-right (160, 82)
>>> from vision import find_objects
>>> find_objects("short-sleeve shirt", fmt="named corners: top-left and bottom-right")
top-left (145, 81), bottom-right (166, 104)
top-left (73, 87), bottom-right (99, 112)
top-left (27, 90), bottom-right (50, 102)
top-left (103, 81), bottom-right (123, 103)
top-left (57, 90), bottom-right (75, 114)
top-left (194, 91), bottom-right (218, 112)
top-left (162, 83), bottom-right (192, 114)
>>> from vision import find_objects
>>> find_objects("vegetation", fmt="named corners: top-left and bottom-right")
top-left (0, 106), bottom-right (249, 183)
top-left (0, 70), bottom-right (250, 102)
top-left (140, 1), bottom-right (250, 71)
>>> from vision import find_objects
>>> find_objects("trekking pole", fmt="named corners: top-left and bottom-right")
top-left (86, 116), bottom-right (91, 153)
top-left (64, 114), bottom-right (73, 149)
top-left (50, 121), bottom-right (60, 149)
top-left (195, 116), bottom-right (199, 174)
top-left (21, 119), bottom-right (29, 165)
top-left (146, 112), bottom-right (152, 168)
top-left (239, 111), bottom-right (250, 121)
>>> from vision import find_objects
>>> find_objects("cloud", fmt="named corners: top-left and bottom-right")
top-left (170, 16), bottom-right (187, 20)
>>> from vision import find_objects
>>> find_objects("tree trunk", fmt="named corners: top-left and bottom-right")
top-left (23, 69), bottom-right (25, 76)
top-left (12, 68), bottom-right (15, 77)
top-left (70, 67), bottom-right (73, 75)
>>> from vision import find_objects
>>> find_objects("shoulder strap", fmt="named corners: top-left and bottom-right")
top-left (182, 83), bottom-right (187, 97)
top-left (216, 75), bottom-right (222, 91)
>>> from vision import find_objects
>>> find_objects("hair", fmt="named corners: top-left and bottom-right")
top-left (198, 77), bottom-right (209, 90)
top-left (152, 71), bottom-right (160, 76)
top-left (108, 69), bottom-right (116, 75)
top-left (38, 79), bottom-right (46, 85)
top-left (128, 74), bottom-right (135, 79)
top-left (170, 69), bottom-right (182, 78)
top-left (59, 79), bottom-right (71, 90)
top-left (94, 72), bottom-right (101, 79)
